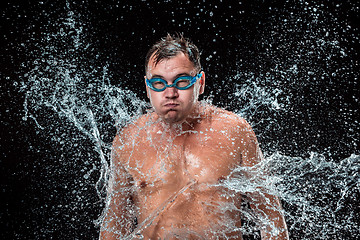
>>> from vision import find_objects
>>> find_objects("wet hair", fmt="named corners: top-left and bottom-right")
top-left (145, 33), bottom-right (201, 74)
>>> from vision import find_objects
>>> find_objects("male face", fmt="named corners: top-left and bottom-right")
top-left (145, 52), bottom-right (205, 124)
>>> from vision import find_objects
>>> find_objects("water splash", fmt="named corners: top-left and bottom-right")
top-left (224, 152), bottom-right (360, 239)
top-left (20, 3), bottom-right (148, 201)
top-left (8, 0), bottom-right (359, 239)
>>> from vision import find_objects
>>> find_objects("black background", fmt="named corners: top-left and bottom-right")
top-left (1, 0), bottom-right (359, 239)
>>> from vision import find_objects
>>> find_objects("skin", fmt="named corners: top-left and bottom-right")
top-left (100, 52), bottom-right (289, 239)
top-left (144, 52), bottom-right (205, 124)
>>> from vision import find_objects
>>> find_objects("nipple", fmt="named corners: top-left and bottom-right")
top-left (217, 176), bottom-right (226, 183)
top-left (139, 181), bottom-right (147, 188)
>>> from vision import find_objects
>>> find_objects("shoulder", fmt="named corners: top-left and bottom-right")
top-left (111, 113), bottom-right (157, 168)
top-left (201, 104), bottom-right (261, 166)
top-left (205, 104), bottom-right (253, 134)
top-left (112, 112), bottom-right (156, 150)
top-left (203, 104), bottom-right (259, 150)
top-left (207, 106), bottom-right (262, 164)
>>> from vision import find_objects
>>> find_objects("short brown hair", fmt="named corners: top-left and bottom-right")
top-left (145, 33), bottom-right (201, 74)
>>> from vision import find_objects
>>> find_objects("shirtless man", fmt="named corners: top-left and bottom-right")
top-left (100, 34), bottom-right (289, 240)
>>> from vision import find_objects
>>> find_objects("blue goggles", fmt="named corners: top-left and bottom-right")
top-left (146, 73), bottom-right (202, 92)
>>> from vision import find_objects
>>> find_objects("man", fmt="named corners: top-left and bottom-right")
top-left (100, 34), bottom-right (289, 239)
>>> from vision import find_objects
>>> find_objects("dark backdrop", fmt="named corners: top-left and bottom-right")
top-left (1, 0), bottom-right (359, 239)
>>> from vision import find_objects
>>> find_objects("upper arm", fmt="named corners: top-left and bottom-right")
top-left (100, 133), bottom-right (137, 239)
top-left (235, 119), bottom-right (263, 168)
top-left (235, 119), bottom-right (289, 239)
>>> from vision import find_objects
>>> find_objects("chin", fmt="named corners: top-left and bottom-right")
top-left (162, 112), bottom-right (185, 124)
top-left (163, 116), bottom-right (183, 124)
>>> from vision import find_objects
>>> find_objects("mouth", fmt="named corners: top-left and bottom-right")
top-left (164, 103), bottom-right (179, 108)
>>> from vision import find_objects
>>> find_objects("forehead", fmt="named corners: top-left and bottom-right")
top-left (147, 52), bottom-right (196, 76)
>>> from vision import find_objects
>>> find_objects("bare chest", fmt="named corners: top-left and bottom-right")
top-left (124, 130), bottom-right (241, 191)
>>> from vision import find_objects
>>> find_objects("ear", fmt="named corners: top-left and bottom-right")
top-left (144, 76), bottom-right (150, 98)
top-left (199, 71), bottom-right (205, 95)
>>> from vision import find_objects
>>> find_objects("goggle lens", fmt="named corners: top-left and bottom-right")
top-left (152, 81), bottom-right (166, 90)
top-left (146, 73), bottom-right (202, 92)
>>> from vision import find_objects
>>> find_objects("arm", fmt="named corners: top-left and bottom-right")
top-left (99, 134), bottom-right (137, 240)
top-left (253, 191), bottom-right (289, 240)
top-left (240, 124), bottom-right (289, 240)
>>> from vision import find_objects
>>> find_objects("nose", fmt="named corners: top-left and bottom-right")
top-left (164, 86), bottom-right (179, 99)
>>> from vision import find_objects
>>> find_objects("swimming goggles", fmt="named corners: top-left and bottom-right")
top-left (146, 72), bottom-right (202, 92)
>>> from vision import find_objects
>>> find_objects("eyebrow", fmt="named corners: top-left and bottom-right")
top-left (150, 73), bottom-right (190, 81)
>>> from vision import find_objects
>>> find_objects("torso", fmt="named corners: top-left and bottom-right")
top-left (115, 104), bottom-right (253, 239)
